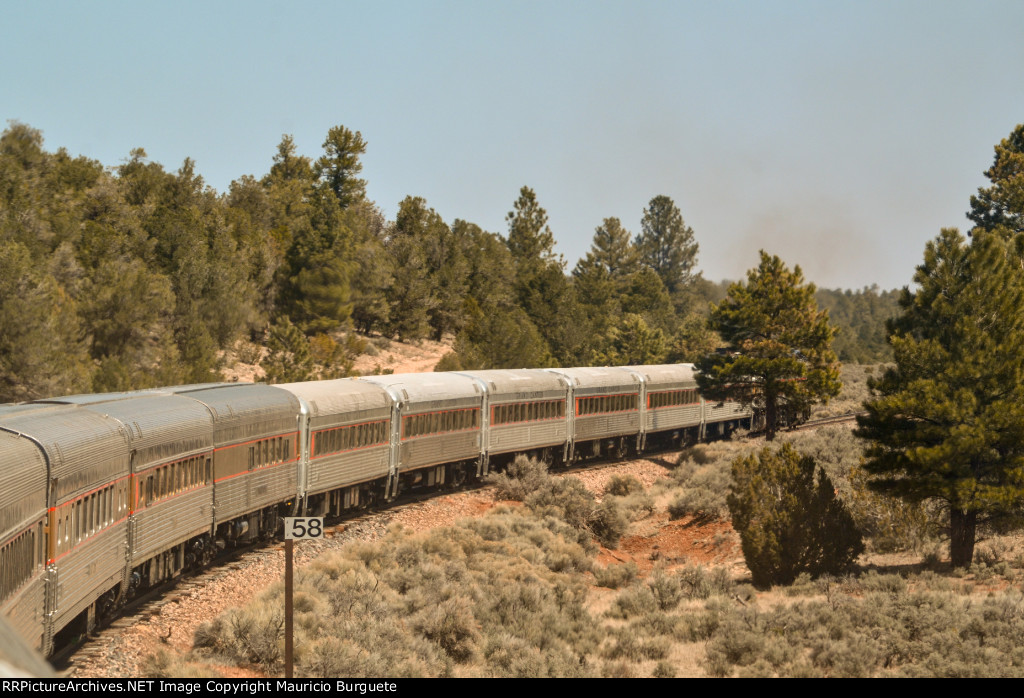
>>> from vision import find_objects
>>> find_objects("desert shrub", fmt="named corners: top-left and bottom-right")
top-left (140, 650), bottom-right (223, 678)
top-left (609, 583), bottom-right (659, 618)
top-left (857, 571), bottom-right (906, 594)
top-left (652, 660), bottom-right (677, 678)
top-left (676, 564), bottom-right (734, 600)
top-left (601, 660), bottom-right (636, 678)
top-left (488, 455), bottom-right (551, 501)
top-left (664, 451), bottom-right (732, 522)
top-left (192, 603), bottom-right (284, 671)
top-left (411, 596), bottom-right (482, 662)
top-left (614, 490), bottom-right (656, 521)
top-left (590, 499), bottom-right (630, 548)
top-left (647, 566), bottom-right (684, 611)
top-left (525, 476), bottom-right (595, 528)
top-left (728, 443), bottom-right (864, 587)
top-left (846, 462), bottom-right (934, 553)
top-left (667, 488), bottom-right (728, 522)
top-left (685, 445), bottom-right (714, 465)
top-left (602, 630), bottom-right (671, 660)
top-left (605, 474), bottom-right (644, 497)
top-left (729, 442), bottom-right (864, 585)
top-left (593, 562), bottom-right (639, 589)
top-left (704, 617), bottom-right (772, 677)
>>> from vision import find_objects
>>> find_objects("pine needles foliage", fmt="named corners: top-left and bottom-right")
top-left (727, 443), bottom-right (863, 587)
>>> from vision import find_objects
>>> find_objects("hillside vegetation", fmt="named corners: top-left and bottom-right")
top-left (0, 122), bottom-right (895, 402)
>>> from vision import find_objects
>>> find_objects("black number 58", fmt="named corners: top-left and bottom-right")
top-left (285, 517), bottom-right (324, 539)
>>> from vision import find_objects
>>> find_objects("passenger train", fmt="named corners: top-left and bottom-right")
top-left (0, 363), bottom-right (752, 656)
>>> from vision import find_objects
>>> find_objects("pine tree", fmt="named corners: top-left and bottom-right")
top-left (856, 229), bottom-right (1024, 568)
top-left (696, 251), bottom-right (840, 440)
top-left (636, 195), bottom-right (700, 301)
top-left (316, 125), bottom-right (367, 210)
top-left (968, 123), bottom-right (1024, 238)
top-left (505, 186), bottom-right (566, 360)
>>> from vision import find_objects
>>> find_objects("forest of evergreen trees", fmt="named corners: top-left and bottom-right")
top-left (0, 121), bottom-right (896, 403)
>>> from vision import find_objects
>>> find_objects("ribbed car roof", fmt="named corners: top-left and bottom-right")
top-left (276, 378), bottom-right (392, 417)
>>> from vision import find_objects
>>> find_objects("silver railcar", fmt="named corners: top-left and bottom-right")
top-left (47, 393), bottom-right (218, 589)
top-left (360, 373), bottom-right (484, 493)
top-left (170, 384), bottom-right (301, 542)
top-left (0, 405), bottom-right (131, 653)
top-left (546, 366), bottom-right (643, 459)
top-left (276, 379), bottom-right (393, 515)
top-left (456, 369), bottom-right (570, 471)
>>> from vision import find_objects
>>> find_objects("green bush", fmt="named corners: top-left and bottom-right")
top-left (728, 443), bottom-right (864, 587)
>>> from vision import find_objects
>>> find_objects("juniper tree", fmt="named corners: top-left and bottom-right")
top-left (856, 229), bottom-right (1024, 568)
top-left (728, 443), bottom-right (863, 587)
top-left (696, 251), bottom-right (841, 440)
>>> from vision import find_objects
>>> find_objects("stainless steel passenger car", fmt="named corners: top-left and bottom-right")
top-left (47, 393), bottom-right (218, 589)
top-left (276, 379), bottom-right (393, 514)
top-left (171, 385), bottom-right (301, 541)
top-left (547, 367), bottom-right (643, 459)
top-left (625, 364), bottom-right (704, 449)
top-left (0, 405), bottom-right (131, 653)
top-left (0, 417), bottom-right (49, 653)
top-left (456, 369), bottom-right (570, 471)
top-left (360, 373), bottom-right (484, 492)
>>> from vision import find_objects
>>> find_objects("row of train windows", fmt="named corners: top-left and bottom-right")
top-left (492, 400), bottom-right (565, 425)
top-left (248, 436), bottom-right (291, 470)
top-left (576, 394), bottom-right (638, 416)
top-left (403, 409), bottom-right (479, 439)
top-left (138, 456), bottom-right (211, 508)
top-left (313, 421), bottom-right (388, 457)
top-left (648, 389), bottom-right (700, 409)
top-left (54, 482), bottom-right (129, 556)
top-left (0, 526), bottom-right (39, 603)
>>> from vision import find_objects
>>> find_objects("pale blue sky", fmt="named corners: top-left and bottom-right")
top-left (3, 0), bottom-right (1022, 290)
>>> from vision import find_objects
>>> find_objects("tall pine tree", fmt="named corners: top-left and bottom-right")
top-left (697, 251), bottom-right (840, 440)
top-left (856, 229), bottom-right (1024, 568)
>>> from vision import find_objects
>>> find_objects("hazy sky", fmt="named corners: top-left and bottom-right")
top-left (4, 1), bottom-right (1023, 290)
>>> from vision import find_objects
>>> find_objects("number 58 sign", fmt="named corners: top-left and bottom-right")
top-left (284, 517), bottom-right (324, 539)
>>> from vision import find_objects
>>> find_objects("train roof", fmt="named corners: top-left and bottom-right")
top-left (624, 364), bottom-right (698, 385)
top-left (545, 366), bottom-right (642, 390)
top-left (170, 383), bottom-right (299, 419)
top-left (73, 394), bottom-right (215, 454)
top-left (455, 369), bottom-right (569, 396)
top-left (359, 372), bottom-right (483, 404)
top-left (275, 379), bottom-right (392, 417)
top-left (0, 406), bottom-right (130, 501)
